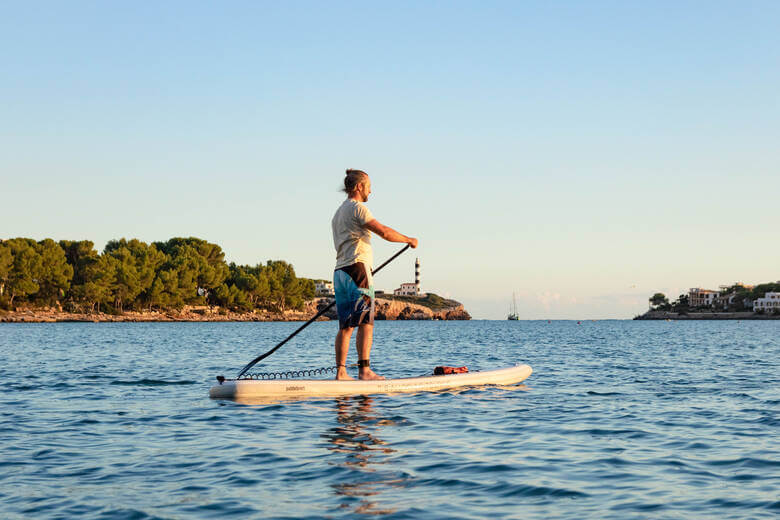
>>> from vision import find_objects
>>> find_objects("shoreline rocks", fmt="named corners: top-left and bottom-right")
top-left (374, 297), bottom-right (470, 321)
top-left (634, 310), bottom-right (779, 320)
top-left (0, 297), bottom-right (471, 323)
top-left (0, 306), bottom-right (322, 323)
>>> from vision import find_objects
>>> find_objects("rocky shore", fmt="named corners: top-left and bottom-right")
top-left (0, 306), bottom-right (319, 323)
top-left (634, 310), bottom-right (779, 320)
top-left (375, 297), bottom-right (470, 320)
top-left (0, 296), bottom-right (471, 323)
top-left (318, 296), bottom-right (471, 321)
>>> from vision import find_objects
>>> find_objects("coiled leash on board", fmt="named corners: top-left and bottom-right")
top-left (215, 244), bottom-right (411, 384)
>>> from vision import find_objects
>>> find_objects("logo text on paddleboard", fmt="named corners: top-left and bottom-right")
top-left (286, 386), bottom-right (305, 391)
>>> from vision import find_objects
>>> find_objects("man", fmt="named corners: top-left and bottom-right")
top-left (331, 169), bottom-right (418, 380)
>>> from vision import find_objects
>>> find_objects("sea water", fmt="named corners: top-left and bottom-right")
top-left (0, 320), bottom-right (777, 519)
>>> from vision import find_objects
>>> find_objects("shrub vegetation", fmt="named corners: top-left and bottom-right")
top-left (382, 292), bottom-right (459, 311)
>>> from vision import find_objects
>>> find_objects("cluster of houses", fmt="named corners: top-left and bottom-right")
top-left (314, 258), bottom-right (425, 298)
top-left (689, 285), bottom-right (780, 313)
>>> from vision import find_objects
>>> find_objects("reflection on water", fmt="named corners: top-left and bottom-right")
top-left (322, 396), bottom-right (407, 516)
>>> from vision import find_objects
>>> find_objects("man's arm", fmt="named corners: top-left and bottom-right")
top-left (365, 219), bottom-right (418, 248)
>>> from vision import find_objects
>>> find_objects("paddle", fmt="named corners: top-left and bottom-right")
top-left (230, 244), bottom-right (411, 380)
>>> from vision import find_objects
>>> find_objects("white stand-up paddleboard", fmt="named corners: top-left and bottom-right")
top-left (209, 364), bottom-right (532, 399)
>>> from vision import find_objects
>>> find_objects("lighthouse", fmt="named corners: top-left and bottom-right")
top-left (393, 257), bottom-right (423, 297)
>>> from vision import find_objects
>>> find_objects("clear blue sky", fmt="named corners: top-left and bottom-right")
top-left (2, 1), bottom-right (778, 318)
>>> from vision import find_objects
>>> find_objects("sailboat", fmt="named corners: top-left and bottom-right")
top-left (507, 293), bottom-right (519, 320)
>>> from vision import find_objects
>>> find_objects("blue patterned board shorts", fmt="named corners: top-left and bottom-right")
top-left (333, 262), bottom-right (375, 330)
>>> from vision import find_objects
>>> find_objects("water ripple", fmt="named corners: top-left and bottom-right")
top-left (0, 320), bottom-right (778, 519)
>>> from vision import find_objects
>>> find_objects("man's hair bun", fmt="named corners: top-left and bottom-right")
top-left (343, 169), bottom-right (368, 194)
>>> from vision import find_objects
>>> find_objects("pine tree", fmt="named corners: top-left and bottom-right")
top-left (34, 239), bottom-right (73, 305)
top-left (4, 238), bottom-right (43, 306)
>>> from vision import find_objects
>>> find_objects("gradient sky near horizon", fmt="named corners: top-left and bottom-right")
top-left (2, 1), bottom-right (778, 319)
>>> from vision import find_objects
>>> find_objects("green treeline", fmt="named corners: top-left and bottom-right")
top-left (0, 237), bottom-right (315, 313)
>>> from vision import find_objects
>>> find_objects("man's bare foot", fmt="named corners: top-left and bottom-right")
top-left (359, 369), bottom-right (385, 381)
top-left (335, 368), bottom-right (354, 381)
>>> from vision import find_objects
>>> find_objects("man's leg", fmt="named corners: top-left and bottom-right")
top-left (356, 323), bottom-right (384, 380)
top-left (335, 327), bottom-right (354, 380)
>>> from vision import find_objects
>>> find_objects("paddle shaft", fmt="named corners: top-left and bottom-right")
top-left (235, 244), bottom-right (411, 379)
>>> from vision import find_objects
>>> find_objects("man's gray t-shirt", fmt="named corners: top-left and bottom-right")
top-left (332, 199), bottom-right (374, 271)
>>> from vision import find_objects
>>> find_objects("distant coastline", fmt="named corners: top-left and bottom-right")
top-left (0, 296), bottom-right (471, 323)
top-left (0, 236), bottom-right (470, 323)
top-left (641, 282), bottom-right (780, 320)
top-left (634, 310), bottom-right (780, 320)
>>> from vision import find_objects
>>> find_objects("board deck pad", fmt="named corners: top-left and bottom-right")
top-left (209, 364), bottom-right (532, 399)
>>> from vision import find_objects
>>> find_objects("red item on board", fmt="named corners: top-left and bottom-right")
top-left (434, 366), bottom-right (469, 375)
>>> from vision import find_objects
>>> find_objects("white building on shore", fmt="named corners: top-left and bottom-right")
top-left (394, 283), bottom-right (420, 296)
top-left (714, 292), bottom-right (737, 310)
top-left (753, 292), bottom-right (780, 312)
top-left (689, 288), bottom-right (718, 308)
top-left (315, 281), bottom-right (334, 296)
